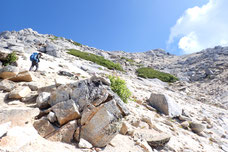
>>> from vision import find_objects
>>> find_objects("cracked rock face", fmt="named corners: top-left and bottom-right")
top-left (51, 99), bottom-right (80, 126)
top-left (33, 76), bottom-right (129, 147)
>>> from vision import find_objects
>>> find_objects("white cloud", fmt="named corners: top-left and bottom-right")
top-left (178, 32), bottom-right (202, 53)
top-left (168, 0), bottom-right (228, 54)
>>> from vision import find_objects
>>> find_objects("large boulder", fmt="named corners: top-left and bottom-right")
top-left (48, 85), bottom-right (71, 106)
top-left (148, 93), bottom-right (182, 117)
top-left (73, 77), bottom-right (129, 147)
top-left (70, 79), bottom-right (109, 111)
top-left (9, 86), bottom-right (31, 99)
top-left (0, 65), bottom-right (19, 79)
top-left (80, 99), bottom-right (124, 147)
top-left (45, 42), bottom-right (60, 57)
top-left (9, 71), bottom-right (33, 82)
top-left (51, 99), bottom-right (80, 126)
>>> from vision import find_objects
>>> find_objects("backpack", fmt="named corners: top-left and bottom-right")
top-left (30, 53), bottom-right (38, 62)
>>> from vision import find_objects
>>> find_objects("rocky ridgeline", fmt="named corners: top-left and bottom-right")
top-left (0, 29), bottom-right (228, 152)
top-left (167, 46), bottom-right (228, 81)
top-left (0, 28), bottom-right (79, 57)
top-left (1, 28), bottom-right (227, 83)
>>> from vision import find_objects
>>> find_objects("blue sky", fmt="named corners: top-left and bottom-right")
top-left (0, 0), bottom-right (216, 55)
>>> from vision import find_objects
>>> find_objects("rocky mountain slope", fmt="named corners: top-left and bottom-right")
top-left (0, 29), bottom-right (228, 152)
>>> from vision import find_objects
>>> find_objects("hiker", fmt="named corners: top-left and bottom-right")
top-left (29, 52), bottom-right (42, 72)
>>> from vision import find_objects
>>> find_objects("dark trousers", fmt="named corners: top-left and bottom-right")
top-left (29, 61), bottom-right (39, 72)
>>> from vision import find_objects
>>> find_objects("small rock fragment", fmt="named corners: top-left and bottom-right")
top-left (120, 122), bottom-right (130, 135)
top-left (27, 82), bottom-right (40, 91)
top-left (189, 122), bottom-right (205, 134)
top-left (146, 133), bottom-right (171, 149)
top-left (0, 79), bottom-right (16, 92)
top-left (0, 122), bottom-right (11, 138)
top-left (33, 117), bottom-right (56, 137)
top-left (136, 139), bottom-right (153, 152)
top-left (21, 91), bottom-right (38, 103)
top-left (47, 112), bottom-right (57, 123)
top-left (36, 92), bottom-right (51, 109)
top-left (48, 120), bottom-right (77, 143)
top-left (78, 138), bottom-right (93, 149)
top-left (74, 127), bottom-right (80, 142)
top-left (178, 115), bottom-right (192, 121)
top-left (9, 86), bottom-right (31, 99)
top-left (181, 121), bottom-right (189, 129)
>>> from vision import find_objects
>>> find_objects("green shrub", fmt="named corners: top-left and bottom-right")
top-left (136, 67), bottom-right (178, 83)
top-left (53, 36), bottom-right (58, 40)
top-left (121, 57), bottom-right (134, 63)
top-left (67, 49), bottom-right (123, 71)
top-left (108, 75), bottom-right (131, 103)
top-left (136, 63), bottom-right (144, 67)
top-left (3, 52), bottom-right (18, 66)
top-left (65, 38), bottom-right (82, 46)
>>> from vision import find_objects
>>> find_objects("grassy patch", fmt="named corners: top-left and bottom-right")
top-left (65, 38), bottom-right (82, 46)
top-left (121, 57), bottom-right (144, 67)
top-left (67, 49), bottom-right (123, 71)
top-left (2, 52), bottom-right (18, 66)
top-left (109, 75), bottom-right (131, 103)
top-left (137, 63), bottom-right (144, 67)
top-left (53, 36), bottom-right (58, 39)
top-left (121, 57), bottom-right (134, 63)
top-left (136, 67), bottom-right (178, 83)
